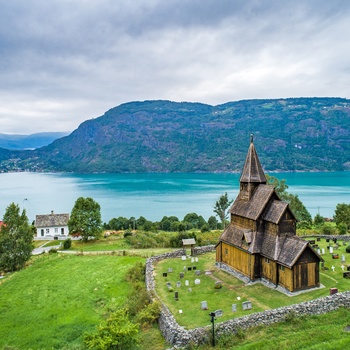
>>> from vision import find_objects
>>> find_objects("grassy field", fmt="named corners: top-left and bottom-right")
top-left (154, 238), bottom-right (350, 329)
top-left (0, 253), bottom-right (146, 349)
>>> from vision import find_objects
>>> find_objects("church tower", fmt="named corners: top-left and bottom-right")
top-left (239, 135), bottom-right (266, 201)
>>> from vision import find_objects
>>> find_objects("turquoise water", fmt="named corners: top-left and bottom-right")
top-left (0, 172), bottom-right (349, 223)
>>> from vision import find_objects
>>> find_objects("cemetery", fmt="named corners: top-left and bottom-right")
top-left (146, 236), bottom-right (350, 348)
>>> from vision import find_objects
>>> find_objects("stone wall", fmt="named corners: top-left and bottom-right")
top-left (145, 245), bottom-right (350, 349)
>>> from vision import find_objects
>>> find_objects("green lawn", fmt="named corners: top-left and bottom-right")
top-left (0, 254), bottom-right (144, 349)
top-left (154, 238), bottom-right (350, 329)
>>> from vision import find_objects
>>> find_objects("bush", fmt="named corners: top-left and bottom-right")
top-left (135, 301), bottom-right (161, 328)
top-left (322, 223), bottom-right (336, 235)
top-left (63, 238), bottom-right (72, 250)
top-left (346, 245), bottom-right (350, 253)
top-left (124, 230), bottom-right (132, 238)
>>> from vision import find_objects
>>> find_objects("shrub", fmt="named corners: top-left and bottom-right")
top-left (49, 248), bottom-right (57, 254)
top-left (124, 230), bottom-right (132, 238)
top-left (337, 222), bottom-right (348, 235)
top-left (322, 223), bottom-right (336, 235)
top-left (135, 301), bottom-right (161, 328)
top-left (346, 245), bottom-right (350, 253)
top-left (63, 238), bottom-right (72, 250)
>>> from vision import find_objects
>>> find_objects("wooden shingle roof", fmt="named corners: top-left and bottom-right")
top-left (263, 200), bottom-right (289, 224)
top-left (230, 184), bottom-right (275, 220)
top-left (240, 138), bottom-right (266, 184)
top-left (35, 213), bottom-right (69, 227)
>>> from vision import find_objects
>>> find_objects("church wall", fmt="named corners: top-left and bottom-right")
top-left (231, 215), bottom-right (256, 231)
top-left (261, 257), bottom-right (277, 284)
top-left (277, 265), bottom-right (294, 291)
top-left (265, 221), bottom-right (279, 235)
top-left (221, 242), bottom-right (252, 277)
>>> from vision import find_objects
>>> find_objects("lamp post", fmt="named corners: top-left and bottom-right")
top-left (209, 312), bottom-right (216, 346)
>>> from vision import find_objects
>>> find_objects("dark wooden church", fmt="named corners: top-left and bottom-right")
top-left (216, 137), bottom-right (322, 292)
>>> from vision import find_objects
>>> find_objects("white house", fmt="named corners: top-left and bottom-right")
top-left (35, 210), bottom-right (70, 238)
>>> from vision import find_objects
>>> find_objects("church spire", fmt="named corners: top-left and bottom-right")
top-left (240, 135), bottom-right (266, 184)
top-left (239, 135), bottom-right (266, 200)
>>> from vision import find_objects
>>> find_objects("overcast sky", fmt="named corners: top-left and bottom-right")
top-left (1, 0), bottom-right (350, 134)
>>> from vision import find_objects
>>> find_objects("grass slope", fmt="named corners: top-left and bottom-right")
top-left (0, 254), bottom-right (143, 349)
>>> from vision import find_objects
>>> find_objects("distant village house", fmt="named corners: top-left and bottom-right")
top-left (35, 211), bottom-right (70, 238)
top-left (216, 136), bottom-right (322, 293)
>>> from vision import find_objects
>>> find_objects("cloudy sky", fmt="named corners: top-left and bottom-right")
top-left (1, 0), bottom-right (350, 134)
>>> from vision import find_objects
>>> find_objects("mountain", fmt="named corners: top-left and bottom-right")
top-left (1, 98), bottom-right (350, 173)
top-left (0, 132), bottom-right (69, 150)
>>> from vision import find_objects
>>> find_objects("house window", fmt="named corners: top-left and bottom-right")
top-left (279, 265), bottom-right (285, 271)
top-left (55, 228), bottom-right (58, 234)
top-left (61, 228), bottom-right (65, 235)
top-left (265, 258), bottom-right (270, 263)
top-left (225, 248), bottom-right (228, 256)
top-left (46, 228), bottom-right (50, 235)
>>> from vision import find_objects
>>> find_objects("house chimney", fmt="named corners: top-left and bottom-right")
top-left (51, 210), bottom-right (54, 215)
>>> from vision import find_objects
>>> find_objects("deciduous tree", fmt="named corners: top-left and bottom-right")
top-left (0, 203), bottom-right (33, 272)
top-left (213, 193), bottom-right (233, 229)
top-left (68, 197), bottom-right (102, 242)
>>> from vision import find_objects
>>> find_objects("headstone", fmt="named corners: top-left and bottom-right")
top-left (180, 272), bottom-right (184, 279)
top-left (333, 238), bottom-right (337, 243)
top-left (182, 256), bottom-right (186, 260)
top-left (309, 240), bottom-right (315, 244)
top-left (329, 247), bottom-right (333, 254)
top-left (332, 254), bottom-right (339, 259)
top-left (191, 257), bottom-right (195, 263)
top-left (193, 266), bottom-right (197, 270)
top-left (330, 287), bottom-right (338, 295)
top-left (342, 255), bottom-right (346, 263)
top-left (326, 238), bottom-right (330, 242)
top-left (317, 249), bottom-right (321, 255)
top-left (317, 237), bottom-right (321, 241)
top-left (185, 280), bottom-right (189, 286)
top-left (188, 288), bottom-right (192, 292)
top-left (163, 273), bottom-right (167, 277)
top-left (331, 265), bottom-right (335, 272)
top-left (343, 272), bottom-right (350, 278)
top-left (195, 257), bottom-right (198, 262)
top-left (201, 301), bottom-right (208, 310)
top-left (195, 278), bottom-right (201, 285)
top-left (195, 270), bottom-right (201, 276)
top-left (168, 268), bottom-right (173, 273)
top-left (179, 309), bottom-right (183, 314)
top-left (188, 267), bottom-right (192, 271)
top-left (347, 266), bottom-right (350, 271)
top-left (242, 301), bottom-right (252, 310)
top-left (174, 291), bottom-right (179, 301)
top-left (237, 296), bottom-right (241, 301)
top-left (214, 281), bottom-right (222, 289)
top-left (215, 309), bottom-right (223, 317)
top-left (183, 266), bottom-right (187, 271)
top-left (341, 265), bottom-right (345, 271)
top-left (176, 281), bottom-right (181, 288)
top-left (321, 248), bottom-right (325, 254)
top-left (232, 304), bottom-right (237, 312)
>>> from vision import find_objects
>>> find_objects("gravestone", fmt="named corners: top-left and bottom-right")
top-left (317, 237), bottom-right (321, 241)
top-left (195, 278), bottom-right (201, 285)
top-left (331, 265), bottom-right (335, 272)
top-left (343, 272), bottom-right (350, 278)
top-left (232, 304), bottom-right (237, 312)
top-left (341, 265), bottom-right (345, 271)
top-left (182, 256), bottom-right (186, 260)
top-left (168, 268), bottom-right (173, 273)
top-left (215, 309), bottom-right (223, 317)
top-left (166, 282), bottom-right (171, 287)
top-left (174, 291), bottom-right (179, 301)
top-left (188, 288), bottom-right (192, 292)
top-left (188, 267), bottom-right (192, 271)
top-left (180, 272), bottom-right (184, 279)
top-left (183, 266), bottom-right (187, 271)
top-left (317, 249), bottom-right (321, 255)
top-left (333, 238), bottom-right (337, 243)
top-left (214, 281), bottom-right (222, 289)
top-left (242, 301), bottom-right (252, 310)
top-left (191, 257), bottom-right (195, 263)
top-left (195, 270), bottom-right (201, 276)
top-left (163, 273), bottom-right (167, 277)
top-left (326, 238), bottom-right (330, 242)
top-left (179, 309), bottom-right (183, 314)
top-left (193, 266), bottom-right (197, 270)
top-left (185, 280), bottom-right (189, 286)
top-left (176, 281), bottom-right (181, 288)
top-left (332, 254), bottom-right (339, 259)
top-left (342, 255), bottom-right (346, 263)
top-left (321, 248), bottom-right (325, 254)
top-left (195, 257), bottom-right (198, 262)
top-left (309, 240), bottom-right (315, 244)
top-left (347, 266), bottom-right (350, 271)
top-left (329, 247), bottom-right (333, 254)
top-left (330, 287), bottom-right (338, 295)
top-left (201, 301), bottom-right (208, 310)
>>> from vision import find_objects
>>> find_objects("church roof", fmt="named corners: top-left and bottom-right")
top-left (230, 184), bottom-right (275, 220)
top-left (262, 200), bottom-right (290, 224)
top-left (240, 136), bottom-right (266, 184)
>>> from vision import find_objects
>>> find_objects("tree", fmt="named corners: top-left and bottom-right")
top-left (314, 213), bottom-right (325, 227)
top-left (266, 175), bottom-right (312, 228)
top-left (68, 197), bottom-right (102, 242)
top-left (207, 216), bottom-right (219, 230)
top-left (84, 308), bottom-right (139, 350)
top-left (213, 193), bottom-right (233, 229)
top-left (0, 203), bottom-right (33, 272)
top-left (183, 213), bottom-right (206, 229)
top-left (334, 203), bottom-right (350, 228)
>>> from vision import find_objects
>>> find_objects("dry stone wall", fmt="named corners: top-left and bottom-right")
top-left (145, 244), bottom-right (350, 349)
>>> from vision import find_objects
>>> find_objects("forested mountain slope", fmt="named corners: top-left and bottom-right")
top-left (1, 98), bottom-right (350, 173)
